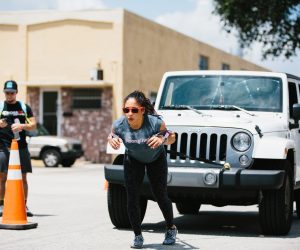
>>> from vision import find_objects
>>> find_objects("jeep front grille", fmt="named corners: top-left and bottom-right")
top-left (169, 132), bottom-right (227, 162)
top-left (165, 127), bottom-right (254, 168)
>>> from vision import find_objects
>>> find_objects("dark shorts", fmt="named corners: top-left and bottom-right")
top-left (0, 147), bottom-right (32, 174)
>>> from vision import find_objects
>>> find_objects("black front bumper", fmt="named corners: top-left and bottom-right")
top-left (105, 165), bottom-right (285, 190)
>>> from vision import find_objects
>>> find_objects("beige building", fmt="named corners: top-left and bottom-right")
top-left (0, 9), bottom-right (267, 163)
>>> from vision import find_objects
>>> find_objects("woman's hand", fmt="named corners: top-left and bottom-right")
top-left (147, 135), bottom-right (165, 149)
top-left (157, 122), bottom-right (176, 146)
top-left (108, 135), bottom-right (123, 149)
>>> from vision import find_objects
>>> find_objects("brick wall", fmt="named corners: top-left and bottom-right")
top-left (26, 86), bottom-right (113, 163)
top-left (60, 87), bottom-right (113, 163)
top-left (27, 87), bottom-right (40, 119)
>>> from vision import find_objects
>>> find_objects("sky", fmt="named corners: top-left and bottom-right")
top-left (0, 0), bottom-right (299, 76)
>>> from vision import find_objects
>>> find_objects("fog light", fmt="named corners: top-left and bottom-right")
top-left (239, 155), bottom-right (249, 165)
top-left (203, 172), bottom-right (217, 185)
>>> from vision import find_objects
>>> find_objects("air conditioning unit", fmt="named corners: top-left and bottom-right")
top-left (90, 69), bottom-right (103, 80)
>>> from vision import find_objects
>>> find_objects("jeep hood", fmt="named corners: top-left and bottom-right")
top-left (159, 110), bottom-right (288, 135)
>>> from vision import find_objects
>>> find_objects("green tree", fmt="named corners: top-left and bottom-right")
top-left (213, 0), bottom-right (300, 59)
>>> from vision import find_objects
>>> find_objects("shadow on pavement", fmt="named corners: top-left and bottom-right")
top-left (141, 210), bottom-right (300, 239)
top-left (143, 242), bottom-right (198, 250)
top-left (31, 214), bottom-right (57, 217)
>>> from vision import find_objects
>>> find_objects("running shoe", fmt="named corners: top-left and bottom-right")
top-left (131, 234), bottom-right (144, 249)
top-left (163, 226), bottom-right (177, 245)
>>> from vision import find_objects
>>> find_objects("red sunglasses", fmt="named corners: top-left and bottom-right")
top-left (123, 107), bottom-right (144, 113)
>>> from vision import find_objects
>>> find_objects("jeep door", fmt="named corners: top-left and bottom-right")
top-left (288, 80), bottom-right (300, 182)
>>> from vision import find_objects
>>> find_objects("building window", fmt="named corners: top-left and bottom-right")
top-left (199, 55), bottom-right (209, 70)
top-left (222, 63), bottom-right (230, 70)
top-left (72, 88), bottom-right (102, 109)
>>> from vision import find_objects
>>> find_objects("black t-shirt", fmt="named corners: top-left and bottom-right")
top-left (0, 101), bottom-right (34, 149)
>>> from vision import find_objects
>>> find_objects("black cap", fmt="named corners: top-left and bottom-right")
top-left (3, 80), bottom-right (18, 93)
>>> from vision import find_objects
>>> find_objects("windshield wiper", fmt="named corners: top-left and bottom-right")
top-left (210, 105), bottom-right (255, 116)
top-left (161, 105), bottom-right (202, 115)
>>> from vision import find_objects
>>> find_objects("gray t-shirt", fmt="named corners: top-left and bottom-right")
top-left (113, 114), bottom-right (164, 163)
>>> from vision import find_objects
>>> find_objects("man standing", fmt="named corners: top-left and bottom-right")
top-left (0, 80), bottom-right (37, 217)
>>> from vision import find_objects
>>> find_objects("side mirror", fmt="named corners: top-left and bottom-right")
top-left (293, 104), bottom-right (300, 121)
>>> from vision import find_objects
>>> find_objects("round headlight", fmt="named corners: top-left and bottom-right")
top-left (232, 132), bottom-right (251, 152)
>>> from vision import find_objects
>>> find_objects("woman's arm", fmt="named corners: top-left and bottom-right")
top-left (158, 122), bottom-right (175, 145)
top-left (147, 122), bottom-right (175, 149)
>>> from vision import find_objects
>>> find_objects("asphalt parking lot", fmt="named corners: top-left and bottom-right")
top-left (0, 161), bottom-right (299, 250)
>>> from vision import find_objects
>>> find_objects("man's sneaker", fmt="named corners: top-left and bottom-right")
top-left (163, 226), bottom-right (177, 245)
top-left (0, 205), bottom-right (3, 217)
top-left (131, 234), bottom-right (144, 249)
top-left (26, 206), bottom-right (34, 217)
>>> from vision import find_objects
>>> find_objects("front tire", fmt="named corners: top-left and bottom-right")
top-left (259, 162), bottom-right (293, 235)
top-left (42, 149), bottom-right (61, 168)
top-left (107, 183), bottom-right (148, 228)
top-left (176, 201), bottom-right (201, 214)
top-left (113, 154), bottom-right (124, 165)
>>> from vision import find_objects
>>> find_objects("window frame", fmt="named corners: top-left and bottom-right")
top-left (72, 88), bottom-right (102, 110)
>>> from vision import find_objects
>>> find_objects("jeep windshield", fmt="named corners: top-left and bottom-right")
top-left (159, 75), bottom-right (282, 112)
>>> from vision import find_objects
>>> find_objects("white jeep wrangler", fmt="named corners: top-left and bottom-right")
top-left (105, 70), bottom-right (300, 235)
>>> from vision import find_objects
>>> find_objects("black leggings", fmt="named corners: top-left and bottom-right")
top-left (124, 152), bottom-right (174, 236)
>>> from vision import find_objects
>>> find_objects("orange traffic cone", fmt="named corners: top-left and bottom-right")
top-left (0, 139), bottom-right (38, 230)
top-left (104, 180), bottom-right (109, 190)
